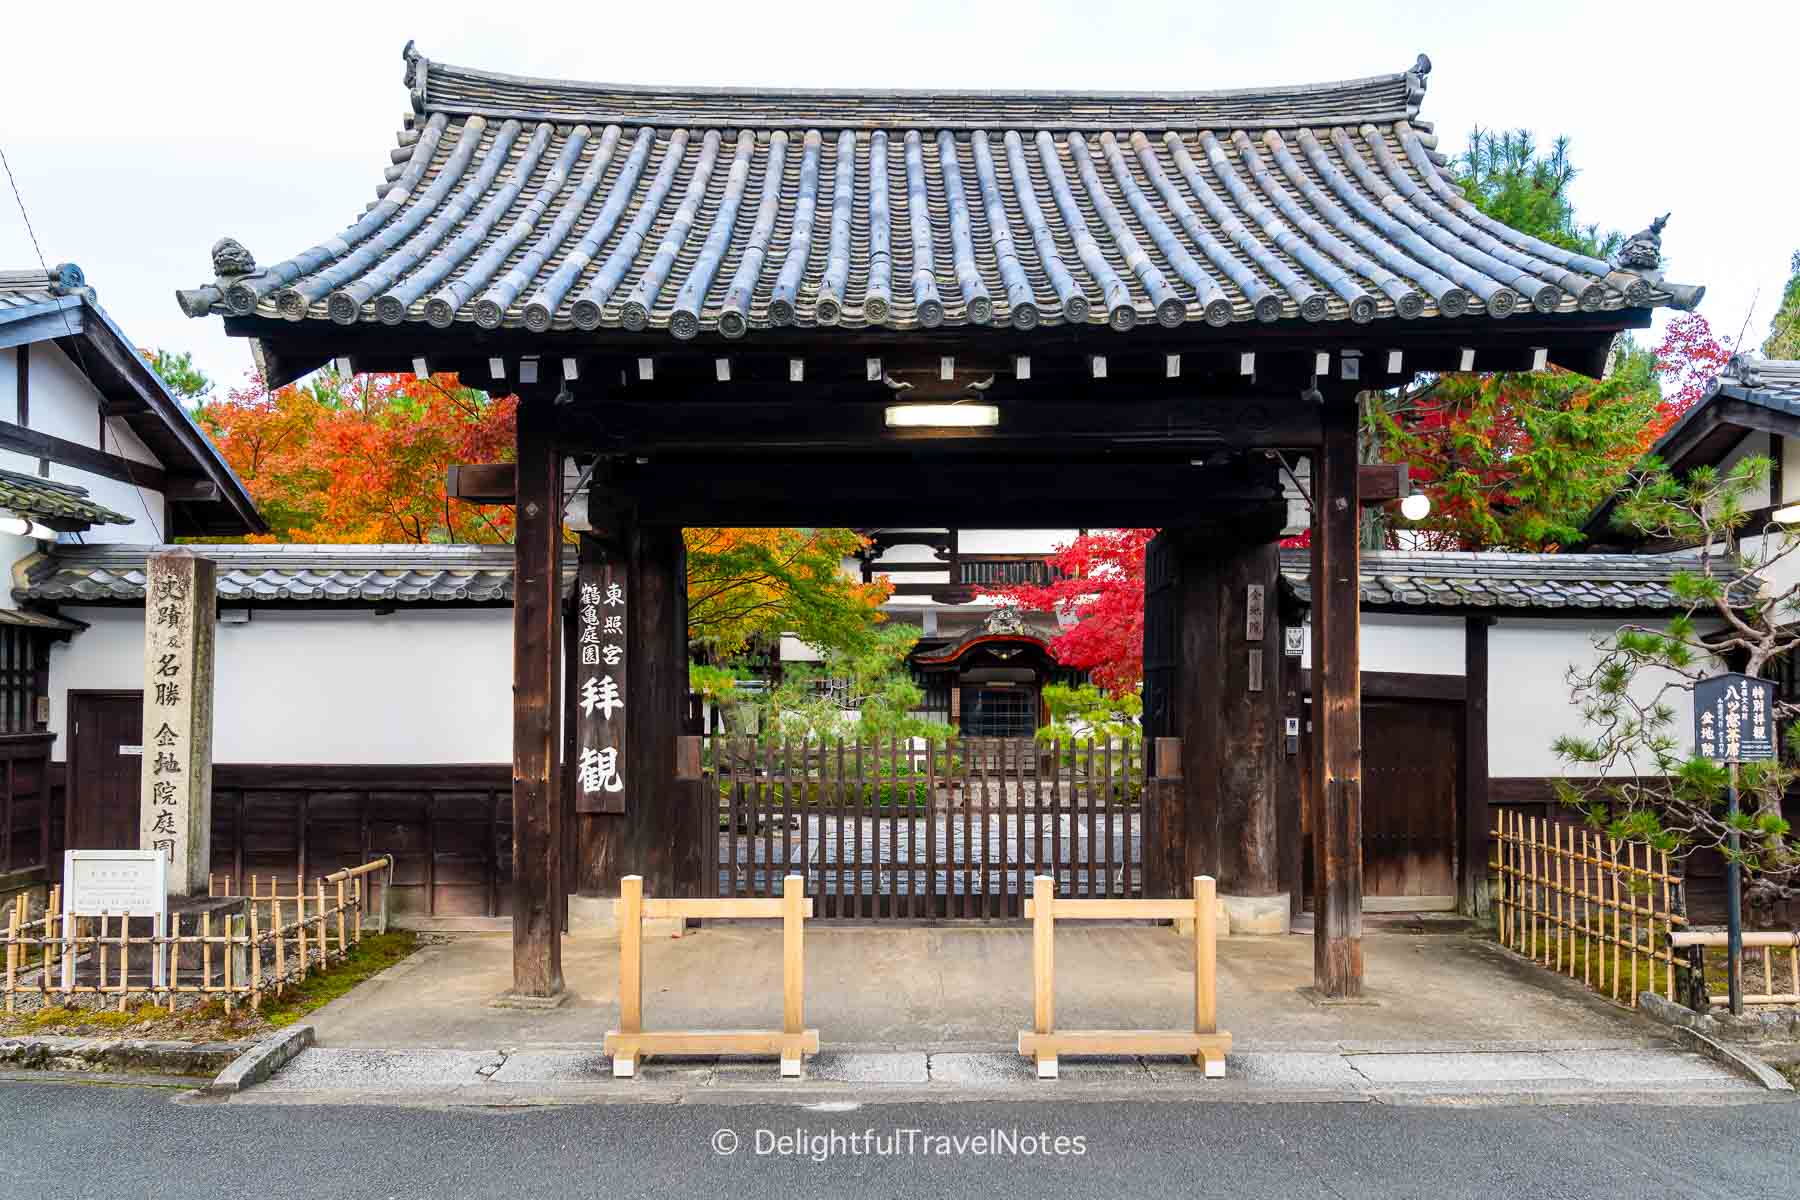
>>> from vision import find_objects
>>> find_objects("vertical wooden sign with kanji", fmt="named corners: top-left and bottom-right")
top-left (574, 551), bottom-right (627, 814)
top-left (139, 551), bottom-right (216, 895)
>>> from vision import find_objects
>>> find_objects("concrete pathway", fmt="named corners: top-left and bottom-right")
top-left (239, 1041), bottom-right (1757, 1106)
top-left (298, 923), bottom-right (1678, 1050)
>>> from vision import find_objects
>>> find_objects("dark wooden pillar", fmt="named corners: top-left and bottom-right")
top-left (511, 392), bottom-right (563, 998)
top-left (624, 524), bottom-right (691, 898)
top-left (1460, 616), bottom-right (1492, 917)
top-left (1279, 612), bottom-right (1306, 922)
top-left (1155, 517), bottom-right (1284, 908)
top-left (1310, 396), bottom-right (1363, 997)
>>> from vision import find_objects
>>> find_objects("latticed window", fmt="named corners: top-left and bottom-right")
top-left (0, 627), bottom-right (45, 733)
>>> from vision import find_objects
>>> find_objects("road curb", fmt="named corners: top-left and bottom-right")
top-left (209, 1025), bottom-right (315, 1094)
top-left (1669, 1025), bottom-right (1793, 1092)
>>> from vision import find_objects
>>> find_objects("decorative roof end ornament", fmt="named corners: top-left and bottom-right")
top-left (403, 40), bottom-right (427, 113)
top-left (984, 607), bottom-right (1026, 637)
top-left (45, 262), bottom-right (87, 297)
top-left (1403, 53), bottom-right (1432, 114)
top-left (210, 238), bottom-right (256, 278)
top-left (1617, 213), bottom-right (1670, 274)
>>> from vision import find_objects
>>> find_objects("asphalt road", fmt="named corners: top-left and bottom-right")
top-left (2, 1081), bottom-right (1796, 1199)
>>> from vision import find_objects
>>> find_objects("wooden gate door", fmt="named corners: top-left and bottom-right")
top-left (709, 736), bottom-right (1143, 919)
top-left (1360, 700), bottom-right (1460, 909)
top-left (68, 691), bottom-right (144, 851)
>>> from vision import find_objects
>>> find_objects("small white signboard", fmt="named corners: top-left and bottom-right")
top-left (64, 849), bottom-right (167, 917)
top-left (61, 850), bottom-right (169, 988)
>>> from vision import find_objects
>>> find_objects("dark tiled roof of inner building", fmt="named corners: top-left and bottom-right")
top-left (1280, 549), bottom-right (1728, 611)
top-left (177, 47), bottom-right (1698, 341)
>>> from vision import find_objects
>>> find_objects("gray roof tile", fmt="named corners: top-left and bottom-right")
top-left (178, 48), bottom-right (1692, 339)
top-left (1280, 549), bottom-right (1727, 611)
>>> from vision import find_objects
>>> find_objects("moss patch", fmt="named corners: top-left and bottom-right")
top-left (257, 931), bottom-right (418, 1028)
top-left (0, 931), bottom-right (419, 1041)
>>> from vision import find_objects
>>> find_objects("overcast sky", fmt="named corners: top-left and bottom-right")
top-left (5, 0), bottom-right (1794, 391)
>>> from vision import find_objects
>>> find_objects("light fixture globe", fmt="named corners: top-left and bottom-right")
top-left (1399, 492), bottom-right (1431, 521)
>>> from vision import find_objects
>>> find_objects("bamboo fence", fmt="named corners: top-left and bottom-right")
top-left (3, 857), bottom-right (390, 1015)
top-left (1670, 930), bottom-right (1800, 1008)
top-left (1491, 811), bottom-right (1685, 1007)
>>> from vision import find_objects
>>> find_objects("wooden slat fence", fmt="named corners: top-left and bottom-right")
top-left (1491, 810), bottom-right (1685, 1007)
top-left (1670, 930), bottom-right (1800, 1009)
top-left (3, 857), bottom-right (391, 1014)
top-left (707, 736), bottom-right (1144, 919)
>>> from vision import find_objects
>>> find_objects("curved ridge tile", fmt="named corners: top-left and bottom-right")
top-left (951, 133), bottom-right (1006, 325)
top-left (519, 127), bottom-right (656, 331)
top-left (769, 131), bottom-right (823, 325)
top-left (621, 129), bottom-right (723, 331)
top-left (346, 119), bottom-right (530, 325)
top-left (904, 132), bottom-right (944, 327)
top-left (1279, 129), bottom-right (1467, 318)
top-left (438, 124), bottom-right (596, 329)
top-left (864, 131), bottom-right (894, 324)
top-left (671, 130), bottom-right (756, 339)
top-left (570, 129), bottom-right (692, 329)
top-left (1000, 131), bottom-right (1085, 323)
top-left (1199, 130), bottom-right (1375, 321)
top-left (815, 130), bottom-right (857, 325)
top-left (1161, 133), bottom-right (1319, 321)
top-left (719, 131), bottom-right (788, 338)
top-left (1327, 128), bottom-right (1518, 316)
top-left (278, 117), bottom-right (489, 320)
top-left (225, 113), bottom-right (449, 314)
top-left (1037, 131), bottom-right (1135, 329)
top-left (1100, 133), bottom-right (1233, 326)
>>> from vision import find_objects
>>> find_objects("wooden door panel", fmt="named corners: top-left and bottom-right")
top-left (1362, 700), bottom-right (1459, 902)
top-left (70, 692), bottom-right (143, 852)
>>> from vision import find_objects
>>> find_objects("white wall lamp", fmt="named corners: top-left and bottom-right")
top-left (0, 516), bottom-right (57, 540)
top-left (884, 403), bottom-right (1000, 429)
top-left (1399, 488), bottom-right (1432, 522)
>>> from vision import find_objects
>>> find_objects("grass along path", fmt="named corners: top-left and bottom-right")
top-left (0, 931), bottom-right (420, 1043)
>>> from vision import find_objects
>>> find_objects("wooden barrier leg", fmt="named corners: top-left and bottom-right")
top-left (781, 873), bottom-right (805, 1078)
top-left (1032, 875), bottom-right (1056, 1079)
top-left (614, 875), bottom-right (644, 1079)
top-left (1195, 875), bottom-right (1224, 1077)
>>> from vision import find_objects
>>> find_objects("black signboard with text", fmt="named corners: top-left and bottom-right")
top-left (1693, 672), bottom-right (1777, 763)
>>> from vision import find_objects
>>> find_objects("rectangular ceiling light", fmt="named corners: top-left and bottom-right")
top-left (884, 403), bottom-right (1000, 429)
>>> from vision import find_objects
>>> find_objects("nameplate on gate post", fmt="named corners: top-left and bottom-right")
top-left (575, 550), bottom-right (627, 814)
top-left (1245, 584), bottom-right (1265, 643)
top-left (1693, 672), bottom-right (1776, 762)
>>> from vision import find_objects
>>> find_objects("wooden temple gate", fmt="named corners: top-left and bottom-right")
top-left (176, 44), bottom-right (1692, 1002)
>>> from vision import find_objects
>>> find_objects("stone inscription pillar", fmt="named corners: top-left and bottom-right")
top-left (139, 550), bottom-right (216, 897)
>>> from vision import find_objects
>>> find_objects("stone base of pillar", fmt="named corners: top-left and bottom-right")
top-left (565, 893), bottom-right (690, 939)
top-left (1219, 892), bottom-right (1291, 935)
top-left (1176, 895), bottom-right (1288, 936)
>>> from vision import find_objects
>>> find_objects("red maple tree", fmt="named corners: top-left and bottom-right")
top-left (980, 528), bottom-right (1154, 697)
top-left (1645, 312), bottom-right (1733, 443)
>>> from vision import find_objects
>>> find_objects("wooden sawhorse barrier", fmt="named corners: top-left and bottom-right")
top-left (603, 873), bottom-right (818, 1079)
top-left (1018, 874), bottom-right (1232, 1080)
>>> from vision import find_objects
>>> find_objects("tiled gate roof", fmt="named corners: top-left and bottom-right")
top-left (177, 47), bottom-right (1698, 340)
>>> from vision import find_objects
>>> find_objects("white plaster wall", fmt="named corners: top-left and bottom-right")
top-left (958, 529), bottom-right (1077, 555)
top-left (1715, 430), bottom-right (1772, 510)
top-left (48, 605), bottom-right (513, 765)
top-left (1488, 618), bottom-right (1702, 778)
top-left (1, 344), bottom-right (168, 544)
top-left (0, 349), bottom-right (15, 424)
top-left (1299, 613), bottom-right (1466, 675)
